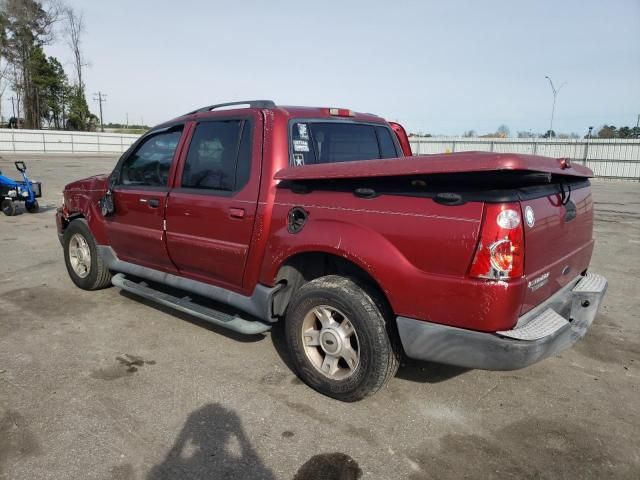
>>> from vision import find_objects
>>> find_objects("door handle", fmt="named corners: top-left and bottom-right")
top-left (229, 207), bottom-right (245, 219)
top-left (140, 198), bottom-right (160, 208)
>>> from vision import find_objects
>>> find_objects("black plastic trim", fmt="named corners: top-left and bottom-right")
top-left (277, 174), bottom-right (591, 204)
top-left (98, 246), bottom-right (281, 322)
top-left (186, 100), bottom-right (275, 115)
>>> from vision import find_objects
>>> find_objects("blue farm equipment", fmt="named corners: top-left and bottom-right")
top-left (0, 161), bottom-right (42, 216)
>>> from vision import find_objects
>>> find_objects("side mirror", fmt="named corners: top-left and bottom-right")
top-left (15, 161), bottom-right (27, 173)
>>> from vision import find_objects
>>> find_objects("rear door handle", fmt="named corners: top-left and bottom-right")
top-left (140, 198), bottom-right (160, 208)
top-left (229, 207), bottom-right (245, 218)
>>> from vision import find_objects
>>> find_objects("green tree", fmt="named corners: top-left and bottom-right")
top-left (0, 0), bottom-right (59, 128)
top-left (542, 130), bottom-right (556, 138)
top-left (597, 125), bottom-right (616, 138)
top-left (29, 48), bottom-right (61, 126)
top-left (66, 83), bottom-right (94, 130)
top-left (617, 126), bottom-right (632, 138)
top-left (517, 131), bottom-right (535, 138)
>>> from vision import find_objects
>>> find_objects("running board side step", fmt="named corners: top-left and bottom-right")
top-left (111, 273), bottom-right (271, 335)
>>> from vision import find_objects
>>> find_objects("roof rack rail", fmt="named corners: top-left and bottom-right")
top-left (186, 100), bottom-right (276, 115)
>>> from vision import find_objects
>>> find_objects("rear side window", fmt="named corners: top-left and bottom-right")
top-left (376, 126), bottom-right (398, 159)
top-left (182, 120), bottom-right (252, 192)
top-left (290, 122), bottom-right (399, 165)
top-left (120, 127), bottom-right (183, 186)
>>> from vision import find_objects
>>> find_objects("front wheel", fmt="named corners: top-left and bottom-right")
top-left (285, 275), bottom-right (400, 402)
top-left (1, 199), bottom-right (16, 216)
top-left (63, 219), bottom-right (112, 290)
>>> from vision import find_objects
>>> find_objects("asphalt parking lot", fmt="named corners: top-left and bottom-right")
top-left (1, 153), bottom-right (639, 480)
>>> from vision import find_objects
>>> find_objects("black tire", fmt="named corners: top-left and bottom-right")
top-left (63, 219), bottom-right (112, 290)
top-left (26, 200), bottom-right (39, 213)
top-left (1, 199), bottom-right (16, 216)
top-left (285, 275), bottom-right (400, 402)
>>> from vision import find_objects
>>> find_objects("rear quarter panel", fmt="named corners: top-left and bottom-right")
top-left (259, 188), bottom-right (529, 331)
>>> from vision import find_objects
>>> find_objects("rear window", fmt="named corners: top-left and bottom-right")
top-left (290, 122), bottom-right (399, 166)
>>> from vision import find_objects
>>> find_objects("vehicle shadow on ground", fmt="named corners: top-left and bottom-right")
top-left (118, 290), bottom-right (268, 344)
top-left (33, 205), bottom-right (58, 214)
top-left (269, 321), bottom-right (469, 384)
top-left (2, 205), bottom-right (57, 216)
top-left (268, 321), bottom-right (295, 370)
top-left (395, 358), bottom-right (470, 383)
top-left (146, 403), bottom-right (275, 480)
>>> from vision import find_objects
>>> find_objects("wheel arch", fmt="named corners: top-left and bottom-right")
top-left (271, 250), bottom-right (394, 320)
top-left (61, 202), bottom-right (108, 245)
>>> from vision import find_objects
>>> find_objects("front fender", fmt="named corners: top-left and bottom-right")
top-left (63, 189), bottom-right (109, 245)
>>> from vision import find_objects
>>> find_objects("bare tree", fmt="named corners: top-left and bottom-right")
top-left (62, 4), bottom-right (86, 92)
top-left (0, 57), bottom-right (10, 121)
top-left (497, 124), bottom-right (510, 138)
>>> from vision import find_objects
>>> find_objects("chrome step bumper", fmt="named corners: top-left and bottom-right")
top-left (396, 273), bottom-right (608, 370)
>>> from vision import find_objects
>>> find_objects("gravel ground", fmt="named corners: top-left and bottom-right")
top-left (1, 154), bottom-right (639, 480)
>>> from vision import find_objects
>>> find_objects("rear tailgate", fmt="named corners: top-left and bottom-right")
top-left (520, 180), bottom-right (594, 315)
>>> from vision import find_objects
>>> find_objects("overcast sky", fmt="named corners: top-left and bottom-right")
top-left (36, 0), bottom-right (640, 135)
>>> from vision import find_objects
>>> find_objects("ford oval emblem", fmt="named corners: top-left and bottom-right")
top-left (524, 206), bottom-right (535, 228)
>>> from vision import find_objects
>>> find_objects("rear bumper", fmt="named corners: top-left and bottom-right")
top-left (396, 272), bottom-right (608, 370)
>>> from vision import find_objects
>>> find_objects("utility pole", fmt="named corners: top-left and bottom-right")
top-left (10, 96), bottom-right (15, 118)
top-left (61, 91), bottom-right (66, 130)
top-left (93, 91), bottom-right (107, 132)
top-left (545, 76), bottom-right (567, 137)
top-left (583, 126), bottom-right (593, 166)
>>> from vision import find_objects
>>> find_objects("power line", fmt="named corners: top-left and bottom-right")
top-left (93, 91), bottom-right (107, 132)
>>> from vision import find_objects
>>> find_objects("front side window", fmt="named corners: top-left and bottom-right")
top-left (290, 122), bottom-right (399, 166)
top-left (182, 120), bottom-right (251, 192)
top-left (120, 127), bottom-right (183, 186)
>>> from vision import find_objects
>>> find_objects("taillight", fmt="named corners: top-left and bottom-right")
top-left (469, 203), bottom-right (524, 279)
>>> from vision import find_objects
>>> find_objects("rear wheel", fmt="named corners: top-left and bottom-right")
top-left (285, 275), bottom-right (400, 401)
top-left (63, 219), bottom-right (112, 290)
top-left (1, 199), bottom-right (16, 216)
top-left (26, 200), bottom-right (39, 213)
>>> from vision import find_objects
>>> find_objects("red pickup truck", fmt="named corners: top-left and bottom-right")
top-left (56, 100), bottom-right (608, 401)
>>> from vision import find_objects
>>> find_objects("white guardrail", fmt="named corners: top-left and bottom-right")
top-left (0, 128), bottom-right (140, 154)
top-left (410, 137), bottom-right (640, 181)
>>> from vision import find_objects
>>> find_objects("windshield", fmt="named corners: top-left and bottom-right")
top-left (290, 122), bottom-right (399, 166)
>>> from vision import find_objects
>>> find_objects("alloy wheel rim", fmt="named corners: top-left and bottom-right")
top-left (301, 305), bottom-right (360, 380)
top-left (69, 233), bottom-right (91, 278)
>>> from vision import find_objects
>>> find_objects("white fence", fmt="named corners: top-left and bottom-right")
top-left (0, 128), bottom-right (140, 154)
top-left (409, 137), bottom-right (640, 181)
